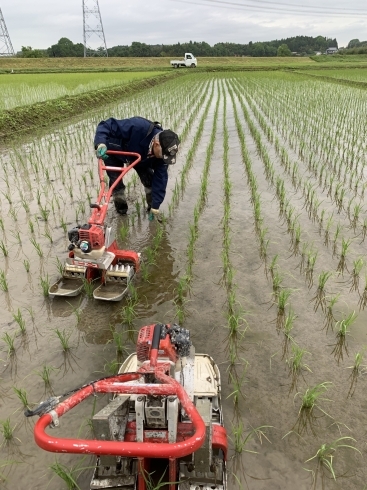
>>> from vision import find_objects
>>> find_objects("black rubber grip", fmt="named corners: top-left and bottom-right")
top-left (152, 324), bottom-right (162, 350)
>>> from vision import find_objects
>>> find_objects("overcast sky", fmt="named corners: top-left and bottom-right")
top-left (2, 0), bottom-right (367, 53)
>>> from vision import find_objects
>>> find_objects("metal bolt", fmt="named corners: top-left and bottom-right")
top-left (137, 396), bottom-right (143, 402)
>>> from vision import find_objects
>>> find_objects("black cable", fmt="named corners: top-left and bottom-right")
top-left (170, 0), bottom-right (367, 17)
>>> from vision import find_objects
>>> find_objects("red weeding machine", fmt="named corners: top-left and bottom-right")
top-left (28, 323), bottom-right (228, 489)
top-left (49, 151), bottom-right (141, 301)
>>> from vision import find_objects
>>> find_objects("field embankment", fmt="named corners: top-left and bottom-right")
top-left (0, 55), bottom-right (316, 73)
top-left (0, 71), bottom-right (180, 141)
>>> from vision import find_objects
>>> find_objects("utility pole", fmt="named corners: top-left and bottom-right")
top-left (82, 0), bottom-right (108, 57)
top-left (0, 8), bottom-right (15, 56)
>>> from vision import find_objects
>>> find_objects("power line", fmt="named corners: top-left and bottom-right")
top-left (171, 0), bottom-right (367, 17)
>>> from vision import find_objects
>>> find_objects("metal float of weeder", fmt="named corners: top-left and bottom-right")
top-left (49, 151), bottom-right (141, 301)
top-left (26, 323), bottom-right (228, 490)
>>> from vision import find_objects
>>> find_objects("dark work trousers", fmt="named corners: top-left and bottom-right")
top-left (107, 156), bottom-right (154, 194)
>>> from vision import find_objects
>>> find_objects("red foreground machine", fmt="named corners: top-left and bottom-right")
top-left (49, 151), bottom-right (141, 301)
top-left (27, 323), bottom-right (228, 489)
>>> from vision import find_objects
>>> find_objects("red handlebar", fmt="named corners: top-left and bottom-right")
top-left (89, 151), bottom-right (141, 226)
top-left (34, 369), bottom-right (206, 459)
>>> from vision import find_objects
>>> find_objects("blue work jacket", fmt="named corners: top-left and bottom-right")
top-left (94, 116), bottom-right (168, 209)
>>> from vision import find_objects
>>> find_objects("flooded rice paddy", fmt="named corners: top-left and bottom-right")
top-left (1, 71), bottom-right (367, 489)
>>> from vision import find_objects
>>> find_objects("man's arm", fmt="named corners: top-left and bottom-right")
top-left (94, 118), bottom-right (129, 147)
top-left (151, 163), bottom-right (169, 210)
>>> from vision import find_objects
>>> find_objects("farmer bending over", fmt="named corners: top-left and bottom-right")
top-left (94, 116), bottom-right (180, 220)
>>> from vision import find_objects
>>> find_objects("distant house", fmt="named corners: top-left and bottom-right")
top-left (326, 47), bottom-right (338, 55)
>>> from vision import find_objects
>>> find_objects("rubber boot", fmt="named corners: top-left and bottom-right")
top-left (145, 186), bottom-right (152, 212)
top-left (113, 189), bottom-right (128, 215)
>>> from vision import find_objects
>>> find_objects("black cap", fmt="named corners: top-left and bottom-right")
top-left (159, 130), bottom-right (180, 165)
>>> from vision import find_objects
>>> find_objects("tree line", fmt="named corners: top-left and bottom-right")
top-left (20, 35), bottom-right (338, 58)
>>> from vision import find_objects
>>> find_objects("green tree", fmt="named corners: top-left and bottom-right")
top-left (48, 38), bottom-right (84, 57)
top-left (348, 39), bottom-right (360, 49)
top-left (21, 46), bottom-right (46, 58)
top-left (277, 43), bottom-right (292, 57)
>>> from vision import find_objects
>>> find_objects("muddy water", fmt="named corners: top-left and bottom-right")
top-left (1, 72), bottom-right (367, 490)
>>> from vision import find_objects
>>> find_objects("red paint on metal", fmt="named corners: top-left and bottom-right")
top-left (213, 425), bottom-right (228, 461)
top-left (89, 152), bottom-right (141, 226)
top-left (34, 366), bottom-right (206, 459)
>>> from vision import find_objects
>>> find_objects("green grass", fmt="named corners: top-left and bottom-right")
top-left (0, 72), bottom-right (165, 111)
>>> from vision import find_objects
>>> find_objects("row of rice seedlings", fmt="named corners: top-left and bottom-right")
top-left (220, 87), bottom-right (249, 406)
top-left (169, 82), bottom-right (215, 214)
top-left (173, 86), bottom-right (219, 323)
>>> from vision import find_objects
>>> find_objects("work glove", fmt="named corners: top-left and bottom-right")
top-left (96, 143), bottom-right (108, 160)
top-left (148, 208), bottom-right (161, 222)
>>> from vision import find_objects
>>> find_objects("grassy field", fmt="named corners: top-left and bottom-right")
top-left (0, 71), bottom-right (164, 110)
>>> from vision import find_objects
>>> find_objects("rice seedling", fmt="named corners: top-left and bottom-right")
top-left (104, 358), bottom-right (120, 375)
top-left (0, 270), bottom-right (9, 292)
top-left (349, 257), bottom-right (364, 292)
top-left (60, 217), bottom-right (68, 233)
top-left (231, 420), bottom-right (272, 455)
top-left (272, 270), bottom-right (283, 297)
top-left (121, 298), bottom-right (138, 327)
top-left (83, 278), bottom-right (94, 298)
top-left (12, 309), bottom-right (26, 335)
top-left (38, 204), bottom-right (50, 222)
top-left (40, 275), bottom-right (50, 297)
top-left (331, 311), bottom-right (357, 364)
top-left (333, 223), bottom-right (342, 256)
top-left (108, 328), bottom-right (128, 361)
top-left (42, 229), bottom-right (53, 244)
top-left (16, 256), bottom-right (24, 277)
top-left (36, 365), bottom-right (57, 393)
top-left (336, 238), bottom-right (351, 274)
top-left (293, 382), bottom-right (332, 435)
top-left (135, 200), bottom-right (141, 216)
top-left (119, 223), bottom-right (129, 242)
top-left (49, 460), bottom-right (82, 490)
top-left (13, 387), bottom-right (29, 410)
top-left (55, 329), bottom-right (72, 352)
top-left (225, 305), bottom-right (247, 358)
top-left (10, 230), bottom-right (21, 246)
top-left (0, 419), bottom-right (18, 447)
top-left (227, 361), bottom-right (248, 411)
top-left (140, 261), bottom-right (150, 281)
top-left (305, 250), bottom-right (318, 288)
top-left (2, 332), bottom-right (16, 357)
top-left (305, 437), bottom-right (360, 489)
top-left (323, 293), bottom-right (339, 332)
top-left (324, 214), bottom-right (333, 246)
top-left (281, 308), bottom-right (297, 359)
top-left (347, 351), bottom-right (366, 397)
top-left (141, 468), bottom-right (176, 490)
top-left (30, 237), bottom-right (43, 258)
top-left (274, 288), bottom-right (292, 330)
top-left (286, 344), bottom-right (311, 393)
top-left (0, 241), bottom-right (8, 257)
top-left (28, 219), bottom-right (35, 234)
top-left (311, 271), bottom-right (332, 313)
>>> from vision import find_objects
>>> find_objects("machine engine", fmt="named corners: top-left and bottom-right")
top-left (68, 224), bottom-right (105, 253)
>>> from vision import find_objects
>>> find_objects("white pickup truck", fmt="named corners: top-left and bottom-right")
top-left (170, 53), bottom-right (197, 68)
